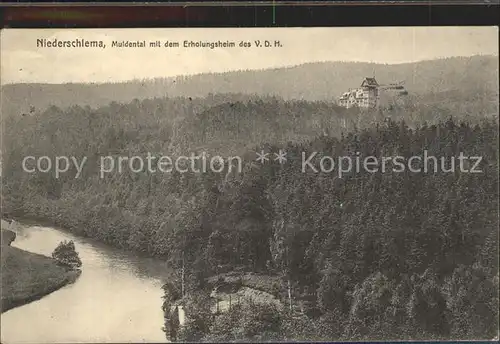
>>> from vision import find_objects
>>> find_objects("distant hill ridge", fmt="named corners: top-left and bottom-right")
top-left (1, 55), bottom-right (498, 117)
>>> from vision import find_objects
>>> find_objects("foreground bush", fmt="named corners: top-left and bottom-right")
top-left (52, 240), bottom-right (82, 269)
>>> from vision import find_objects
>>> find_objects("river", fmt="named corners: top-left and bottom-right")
top-left (1, 222), bottom-right (181, 343)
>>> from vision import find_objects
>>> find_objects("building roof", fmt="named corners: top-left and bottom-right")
top-left (338, 88), bottom-right (369, 101)
top-left (361, 77), bottom-right (379, 87)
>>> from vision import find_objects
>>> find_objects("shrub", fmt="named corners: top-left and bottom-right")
top-left (52, 240), bottom-right (82, 269)
top-left (206, 302), bottom-right (282, 342)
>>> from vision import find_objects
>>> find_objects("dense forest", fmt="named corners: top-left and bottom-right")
top-left (1, 72), bottom-right (499, 340)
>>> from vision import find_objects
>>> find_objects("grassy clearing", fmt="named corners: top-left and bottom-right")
top-left (207, 271), bottom-right (285, 313)
top-left (207, 271), bottom-right (283, 295)
top-left (1, 241), bottom-right (80, 313)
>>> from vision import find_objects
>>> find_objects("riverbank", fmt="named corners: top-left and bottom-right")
top-left (1, 230), bottom-right (81, 313)
top-left (1, 222), bottom-right (169, 343)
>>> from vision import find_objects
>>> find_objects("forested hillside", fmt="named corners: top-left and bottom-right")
top-left (2, 55), bottom-right (497, 118)
top-left (1, 90), bottom-right (498, 340)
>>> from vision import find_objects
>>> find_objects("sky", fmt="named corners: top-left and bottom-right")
top-left (1, 27), bottom-right (498, 84)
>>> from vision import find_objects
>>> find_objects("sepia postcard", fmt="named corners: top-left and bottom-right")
top-left (0, 27), bottom-right (499, 343)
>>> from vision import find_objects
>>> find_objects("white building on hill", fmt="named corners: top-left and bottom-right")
top-left (338, 77), bottom-right (407, 109)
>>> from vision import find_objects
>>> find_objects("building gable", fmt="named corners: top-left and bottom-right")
top-left (361, 77), bottom-right (379, 88)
